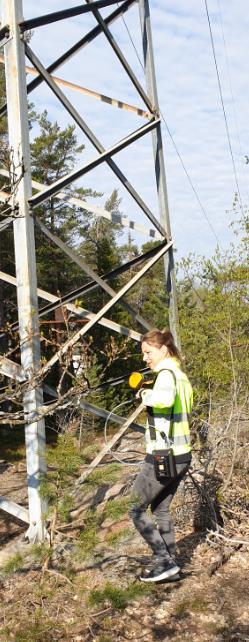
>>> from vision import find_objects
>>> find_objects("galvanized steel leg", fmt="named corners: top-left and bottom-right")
top-left (2, 0), bottom-right (47, 542)
top-left (139, 0), bottom-right (181, 348)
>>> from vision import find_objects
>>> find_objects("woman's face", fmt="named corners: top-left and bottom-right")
top-left (141, 340), bottom-right (167, 369)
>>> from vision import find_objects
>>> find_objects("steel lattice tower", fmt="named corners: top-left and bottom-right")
top-left (0, 0), bottom-right (179, 542)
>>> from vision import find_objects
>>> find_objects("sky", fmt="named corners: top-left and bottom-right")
top-left (2, 0), bottom-right (249, 263)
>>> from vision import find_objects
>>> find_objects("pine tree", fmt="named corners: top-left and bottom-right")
top-left (30, 110), bottom-right (99, 295)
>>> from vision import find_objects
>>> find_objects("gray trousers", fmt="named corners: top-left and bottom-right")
top-left (130, 458), bottom-right (189, 560)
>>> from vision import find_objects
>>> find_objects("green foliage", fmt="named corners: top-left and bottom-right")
top-left (103, 496), bottom-right (130, 521)
top-left (106, 527), bottom-right (132, 546)
top-left (13, 610), bottom-right (64, 642)
top-left (123, 240), bottom-right (169, 330)
top-left (47, 434), bottom-right (82, 477)
top-left (39, 475), bottom-right (57, 504)
top-left (178, 220), bottom-right (249, 407)
top-left (31, 110), bottom-right (84, 183)
top-left (88, 581), bottom-right (152, 610)
top-left (58, 494), bottom-right (72, 523)
top-left (78, 188), bottom-right (123, 277)
top-left (40, 434), bottom-right (82, 518)
top-left (80, 443), bottom-right (100, 463)
top-left (31, 111), bottom-right (94, 295)
top-left (1, 552), bottom-right (23, 575)
top-left (30, 543), bottom-right (53, 564)
top-left (175, 596), bottom-right (208, 616)
top-left (84, 463), bottom-right (121, 488)
top-left (77, 509), bottom-right (100, 557)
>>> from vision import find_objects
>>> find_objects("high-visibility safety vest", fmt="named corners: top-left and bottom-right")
top-left (140, 357), bottom-right (193, 457)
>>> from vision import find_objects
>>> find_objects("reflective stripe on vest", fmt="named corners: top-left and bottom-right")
top-left (153, 411), bottom-right (190, 422)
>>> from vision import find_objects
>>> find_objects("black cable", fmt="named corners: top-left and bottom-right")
top-left (117, 2), bottom-right (221, 246)
top-left (217, 0), bottom-right (249, 205)
top-left (81, 365), bottom-right (150, 395)
top-left (204, 0), bottom-right (245, 218)
top-left (160, 113), bottom-right (221, 245)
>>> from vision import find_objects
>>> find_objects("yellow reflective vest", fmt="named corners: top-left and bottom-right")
top-left (140, 357), bottom-right (193, 458)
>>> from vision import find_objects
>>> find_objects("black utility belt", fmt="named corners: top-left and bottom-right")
top-left (145, 450), bottom-right (191, 482)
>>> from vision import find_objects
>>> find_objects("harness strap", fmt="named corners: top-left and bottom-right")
top-left (146, 369), bottom-right (176, 442)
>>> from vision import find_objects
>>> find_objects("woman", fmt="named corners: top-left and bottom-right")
top-left (130, 329), bottom-right (193, 583)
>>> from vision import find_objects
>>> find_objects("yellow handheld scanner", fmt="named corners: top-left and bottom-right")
top-left (128, 371), bottom-right (155, 391)
top-left (128, 371), bottom-right (144, 390)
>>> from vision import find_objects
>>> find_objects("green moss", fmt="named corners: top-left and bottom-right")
top-left (33, 581), bottom-right (54, 601)
top-left (1, 626), bottom-right (12, 641)
top-left (189, 597), bottom-right (208, 612)
top-left (216, 487), bottom-right (224, 503)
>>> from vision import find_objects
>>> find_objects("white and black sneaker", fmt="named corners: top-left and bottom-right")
top-left (140, 558), bottom-right (180, 583)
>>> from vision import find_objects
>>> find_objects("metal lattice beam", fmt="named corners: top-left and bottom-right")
top-left (35, 216), bottom-right (151, 331)
top-left (0, 168), bottom-right (162, 239)
top-left (0, 356), bottom-right (26, 381)
top-left (41, 240), bottom-right (173, 375)
top-left (25, 44), bottom-right (165, 236)
top-left (0, 270), bottom-right (142, 342)
top-left (0, 53), bottom-right (150, 118)
top-left (0, 0), bottom-right (137, 117)
top-left (29, 118), bottom-right (161, 208)
top-left (0, 496), bottom-right (29, 524)
top-left (0, 0), bottom-right (180, 542)
top-left (139, 0), bottom-right (180, 347)
top-left (19, 0), bottom-right (128, 31)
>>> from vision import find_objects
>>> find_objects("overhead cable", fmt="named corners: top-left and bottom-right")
top-left (117, 2), bottom-right (221, 246)
top-left (216, 0), bottom-right (249, 205)
top-left (204, 0), bottom-right (245, 218)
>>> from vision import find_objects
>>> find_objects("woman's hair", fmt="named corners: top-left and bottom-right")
top-left (141, 328), bottom-right (181, 361)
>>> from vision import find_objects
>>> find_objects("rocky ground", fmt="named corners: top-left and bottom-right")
top-left (0, 430), bottom-right (249, 642)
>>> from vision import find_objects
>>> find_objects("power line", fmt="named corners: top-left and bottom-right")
top-left (116, 2), bottom-right (221, 247)
top-left (204, 0), bottom-right (246, 218)
top-left (159, 113), bottom-right (221, 245)
top-left (216, 0), bottom-right (249, 205)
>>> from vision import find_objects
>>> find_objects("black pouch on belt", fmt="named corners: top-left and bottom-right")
top-left (153, 448), bottom-right (177, 481)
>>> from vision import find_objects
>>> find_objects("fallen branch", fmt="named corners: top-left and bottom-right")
top-left (43, 568), bottom-right (73, 585)
top-left (207, 529), bottom-right (249, 548)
